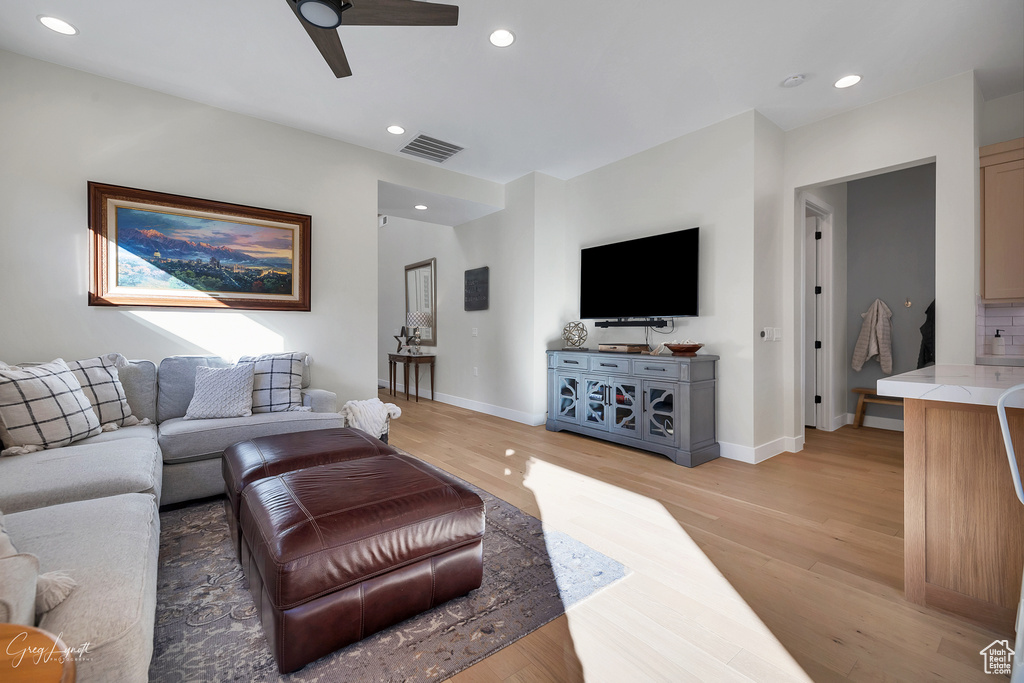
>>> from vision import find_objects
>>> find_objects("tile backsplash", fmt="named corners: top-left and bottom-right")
top-left (977, 299), bottom-right (1024, 356)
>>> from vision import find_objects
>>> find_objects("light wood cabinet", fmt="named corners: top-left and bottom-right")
top-left (980, 138), bottom-right (1024, 301)
top-left (904, 398), bottom-right (1024, 633)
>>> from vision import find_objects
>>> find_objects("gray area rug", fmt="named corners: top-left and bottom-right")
top-left (149, 463), bottom-right (628, 682)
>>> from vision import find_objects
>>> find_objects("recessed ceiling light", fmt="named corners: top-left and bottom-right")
top-left (834, 74), bottom-right (862, 89)
top-left (781, 74), bottom-right (805, 88)
top-left (489, 29), bottom-right (515, 48)
top-left (38, 16), bottom-right (78, 35)
top-left (414, 205), bottom-right (428, 210)
top-left (387, 125), bottom-right (405, 135)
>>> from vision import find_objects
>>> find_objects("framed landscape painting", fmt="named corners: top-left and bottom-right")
top-left (88, 182), bottom-right (311, 310)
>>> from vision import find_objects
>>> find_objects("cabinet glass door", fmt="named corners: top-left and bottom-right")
top-left (609, 380), bottom-right (639, 436)
top-left (584, 378), bottom-right (609, 429)
top-left (644, 381), bottom-right (676, 446)
top-left (556, 373), bottom-right (581, 424)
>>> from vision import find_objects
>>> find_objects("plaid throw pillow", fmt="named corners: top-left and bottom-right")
top-left (236, 352), bottom-right (305, 413)
top-left (0, 359), bottom-right (101, 452)
top-left (66, 354), bottom-right (138, 428)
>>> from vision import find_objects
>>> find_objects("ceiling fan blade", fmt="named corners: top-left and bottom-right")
top-left (286, 0), bottom-right (353, 78)
top-left (342, 0), bottom-right (459, 26)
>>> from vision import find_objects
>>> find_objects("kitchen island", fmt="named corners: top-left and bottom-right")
top-left (878, 365), bottom-right (1024, 633)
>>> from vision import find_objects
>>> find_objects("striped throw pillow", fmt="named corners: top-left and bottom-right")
top-left (0, 359), bottom-right (101, 453)
top-left (236, 352), bottom-right (306, 413)
top-left (66, 354), bottom-right (139, 428)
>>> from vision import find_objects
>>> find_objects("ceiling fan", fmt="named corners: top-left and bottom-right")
top-left (286, 0), bottom-right (459, 78)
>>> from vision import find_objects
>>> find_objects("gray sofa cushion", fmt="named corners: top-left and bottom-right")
top-left (0, 437), bottom-right (162, 513)
top-left (156, 356), bottom-right (233, 423)
top-left (157, 354), bottom-right (315, 423)
top-left (117, 359), bottom-right (158, 423)
top-left (75, 423), bottom-right (158, 446)
top-left (158, 411), bottom-right (344, 464)
top-left (5, 493), bottom-right (159, 683)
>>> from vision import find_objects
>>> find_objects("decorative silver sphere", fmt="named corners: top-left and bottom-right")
top-left (561, 321), bottom-right (588, 349)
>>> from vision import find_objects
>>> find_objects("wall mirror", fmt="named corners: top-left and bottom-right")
top-left (405, 258), bottom-right (437, 346)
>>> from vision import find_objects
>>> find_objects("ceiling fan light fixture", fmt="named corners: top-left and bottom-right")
top-left (296, 0), bottom-right (352, 29)
top-left (38, 16), bottom-right (78, 35)
top-left (489, 29), bottom-right (515, 48)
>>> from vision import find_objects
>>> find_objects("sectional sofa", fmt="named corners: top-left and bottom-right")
top-left (0, 353), bottom-right (344, 681)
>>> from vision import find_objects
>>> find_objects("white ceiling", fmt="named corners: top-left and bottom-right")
top-left (0, 0), bottom-right (1021, 185)
top-left (378, 181), bottom-right (501, 225)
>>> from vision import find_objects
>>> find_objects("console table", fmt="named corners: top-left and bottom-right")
top-left (546, 350), bottom-right (719, 467)
top-left (388, 352), bottom-right (435, 402)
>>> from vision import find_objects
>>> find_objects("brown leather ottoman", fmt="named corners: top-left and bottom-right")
top-left (223, 427), bottom-right (396, 558)
top-left (239, 453), bottom-right (485, 673)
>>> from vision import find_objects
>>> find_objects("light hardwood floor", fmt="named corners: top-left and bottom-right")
top-left (380, 389), bottom-right (1009, 682)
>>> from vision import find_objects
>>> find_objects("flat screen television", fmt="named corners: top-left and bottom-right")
top-left (579, 227), bottom-right (699, 319)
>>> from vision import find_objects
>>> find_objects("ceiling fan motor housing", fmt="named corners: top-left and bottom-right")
top-left (297, 0), bottom-right (353, 29)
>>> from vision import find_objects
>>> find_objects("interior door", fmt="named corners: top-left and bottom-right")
top-left (805, 214), bottom-right (823, 428)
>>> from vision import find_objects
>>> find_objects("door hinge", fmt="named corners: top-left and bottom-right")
top-left (814, 395), bottom-right (822, 404)
top-left (814, 340), bottom-right (822, 349)
top-left (814, 286), bottom-right (822, 295)
top-left (815, 231), bottom-right (822, 240)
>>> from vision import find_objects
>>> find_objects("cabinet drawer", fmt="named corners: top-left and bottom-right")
top-left (632, 359), bottom-right (683, 380)
top-left (590, 357), bottom-right (630, 374)
top-left (555, 355), bottom-right (586, 369)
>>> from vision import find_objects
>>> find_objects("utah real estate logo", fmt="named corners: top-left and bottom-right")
top-left (980, 639), bottom-right (1015, 676)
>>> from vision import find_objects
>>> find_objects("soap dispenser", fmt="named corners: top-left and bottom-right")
top-left (993, 329), bottom-right (1006, 356)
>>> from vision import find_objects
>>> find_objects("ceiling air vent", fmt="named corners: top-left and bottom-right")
top-left (400, 134), bottom-right (463, 163)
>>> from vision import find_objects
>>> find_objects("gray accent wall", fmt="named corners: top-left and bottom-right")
top-left (846, 163), bottom-right (936, 420)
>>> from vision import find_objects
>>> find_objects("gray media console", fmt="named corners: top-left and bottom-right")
top-left (545, 350), bottom-right (719, 467)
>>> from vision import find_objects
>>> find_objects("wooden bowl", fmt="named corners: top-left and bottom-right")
top-left (665, 343), bottom-right (703, 357)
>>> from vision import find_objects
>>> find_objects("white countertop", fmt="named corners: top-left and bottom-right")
top-left (877, 364), bottom-right (1024, 408)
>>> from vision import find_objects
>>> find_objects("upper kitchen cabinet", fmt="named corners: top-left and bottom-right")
top-left (981, 138), bottom-right (1024, 301)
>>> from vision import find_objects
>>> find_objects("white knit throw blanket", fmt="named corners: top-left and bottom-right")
top-left (341, 398), bottom-right (401, 438)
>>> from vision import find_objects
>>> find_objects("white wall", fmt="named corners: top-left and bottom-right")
top-left (564, 112), bottom-right (759, 453)
top-left (0, 50), bottom-right (500, 404)
top-left (980, 91), bottom-right (1024, 146)
top-left (377, 175), bottom-right (547, 424)
top-left (376, 216), bottom-right (457, 395)
top-left (531, 173), bottom-right (571, 418)
top-left (781, 72), bottom-right (979, 442)
top-left (752, 112), bottom-right (787, 454)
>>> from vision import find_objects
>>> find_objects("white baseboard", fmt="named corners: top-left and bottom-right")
top-left (719, 436), bottom-right (796, 464)
top-left (378, 379), bottom-right (546, 427)
top-left (784, 434), bottom-right (805, 453)
top-left (845, 412), bottom-right (904, 432)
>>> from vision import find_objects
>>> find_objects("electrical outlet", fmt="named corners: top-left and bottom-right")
top-left (471, 328), bottom-right (478, 337)
top-left (472, 367), bottom-right (479, 377)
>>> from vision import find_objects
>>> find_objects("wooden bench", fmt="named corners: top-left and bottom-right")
top-left (852, 387), bottom-right (904, 428)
